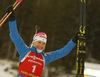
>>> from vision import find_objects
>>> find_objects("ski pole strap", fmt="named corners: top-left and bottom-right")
top-left (0, 0), bottom-right (23, 27)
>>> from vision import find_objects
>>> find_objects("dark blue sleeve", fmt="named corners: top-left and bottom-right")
top-left (9, 20), bottom-right (30, 62)
top-left (44, 39), bottom-right (76, 66)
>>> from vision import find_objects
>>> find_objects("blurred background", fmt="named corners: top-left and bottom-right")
top-left (0, 0), bottom-right (100, 77)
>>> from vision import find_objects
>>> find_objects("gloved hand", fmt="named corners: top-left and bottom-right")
top-left (72, 32), bottom-right (80, 43)
top-left (6, 5), bottom-right (15, 21)
top-left (72, 32), bottom-right (86, 44)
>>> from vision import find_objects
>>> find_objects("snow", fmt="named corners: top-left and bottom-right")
top-left (85, 62), bottom-right (100, 70)
top-left (0, 59), bottom-right (18, 77)
top-left (0, 59), bottom-right (100, 77)
top-left (0, 59), bottom-right (75, 77)
top-left (84, 62), bottom-right (100, 77)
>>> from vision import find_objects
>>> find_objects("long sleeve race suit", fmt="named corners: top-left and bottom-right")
top-left (9, 20), bottom-right (76, 77)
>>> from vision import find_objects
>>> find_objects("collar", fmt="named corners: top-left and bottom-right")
top-left (30, 46), bottom-right (44, 55)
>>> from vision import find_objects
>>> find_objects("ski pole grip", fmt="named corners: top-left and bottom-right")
top-left (17, 0), bottom-right (23, 2)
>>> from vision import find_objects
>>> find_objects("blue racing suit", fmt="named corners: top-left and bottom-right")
top-left (9, 20), bottom-right (76, 77)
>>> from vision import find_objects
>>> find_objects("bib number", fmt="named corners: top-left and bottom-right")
top-left (32, 65), bottom-right (36, 73)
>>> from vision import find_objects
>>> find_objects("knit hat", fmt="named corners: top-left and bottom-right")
top-left (32, 32), bottom-right (47, 43)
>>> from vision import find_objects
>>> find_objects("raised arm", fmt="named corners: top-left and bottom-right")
top-left (44, 39), bottom-right (76, 66)
top-left (7, 5), bottom-right (29, 57)
top-left (44, 33), bottom-right (79, 66)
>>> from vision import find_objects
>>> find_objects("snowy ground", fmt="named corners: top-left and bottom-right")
top-left (84, 62), bottom-right (100, 77)
top-left (0, 59), bottom-right (75, 77)
top-left (0, 59), bottom-right (18, 77)
top-left (1, 59), bottom-right (100, 77)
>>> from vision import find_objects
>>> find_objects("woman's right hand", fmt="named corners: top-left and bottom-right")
top-left (6, 5), bottom-right (16, 21)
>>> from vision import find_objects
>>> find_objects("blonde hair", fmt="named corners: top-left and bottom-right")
top-left (30, 43), bottom-right (33, 47)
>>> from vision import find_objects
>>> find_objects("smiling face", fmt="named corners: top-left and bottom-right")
top-left (32, 40), bottom-right (46, 53)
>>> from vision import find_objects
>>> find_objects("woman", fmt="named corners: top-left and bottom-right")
top-left (7, 5), bottom-right (78, 77)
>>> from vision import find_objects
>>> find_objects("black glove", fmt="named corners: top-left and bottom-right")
top-left (72, 32), bottom-right (80, 43)
top-left (72, 32), bottom-right (86, 43)
top-left (6, 5), bottom-right (15, 21)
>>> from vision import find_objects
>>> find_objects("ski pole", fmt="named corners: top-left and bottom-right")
top-left (0, 0), bottom-right (23, 27)
top-left (76, 0), bottom-right (86, 77)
